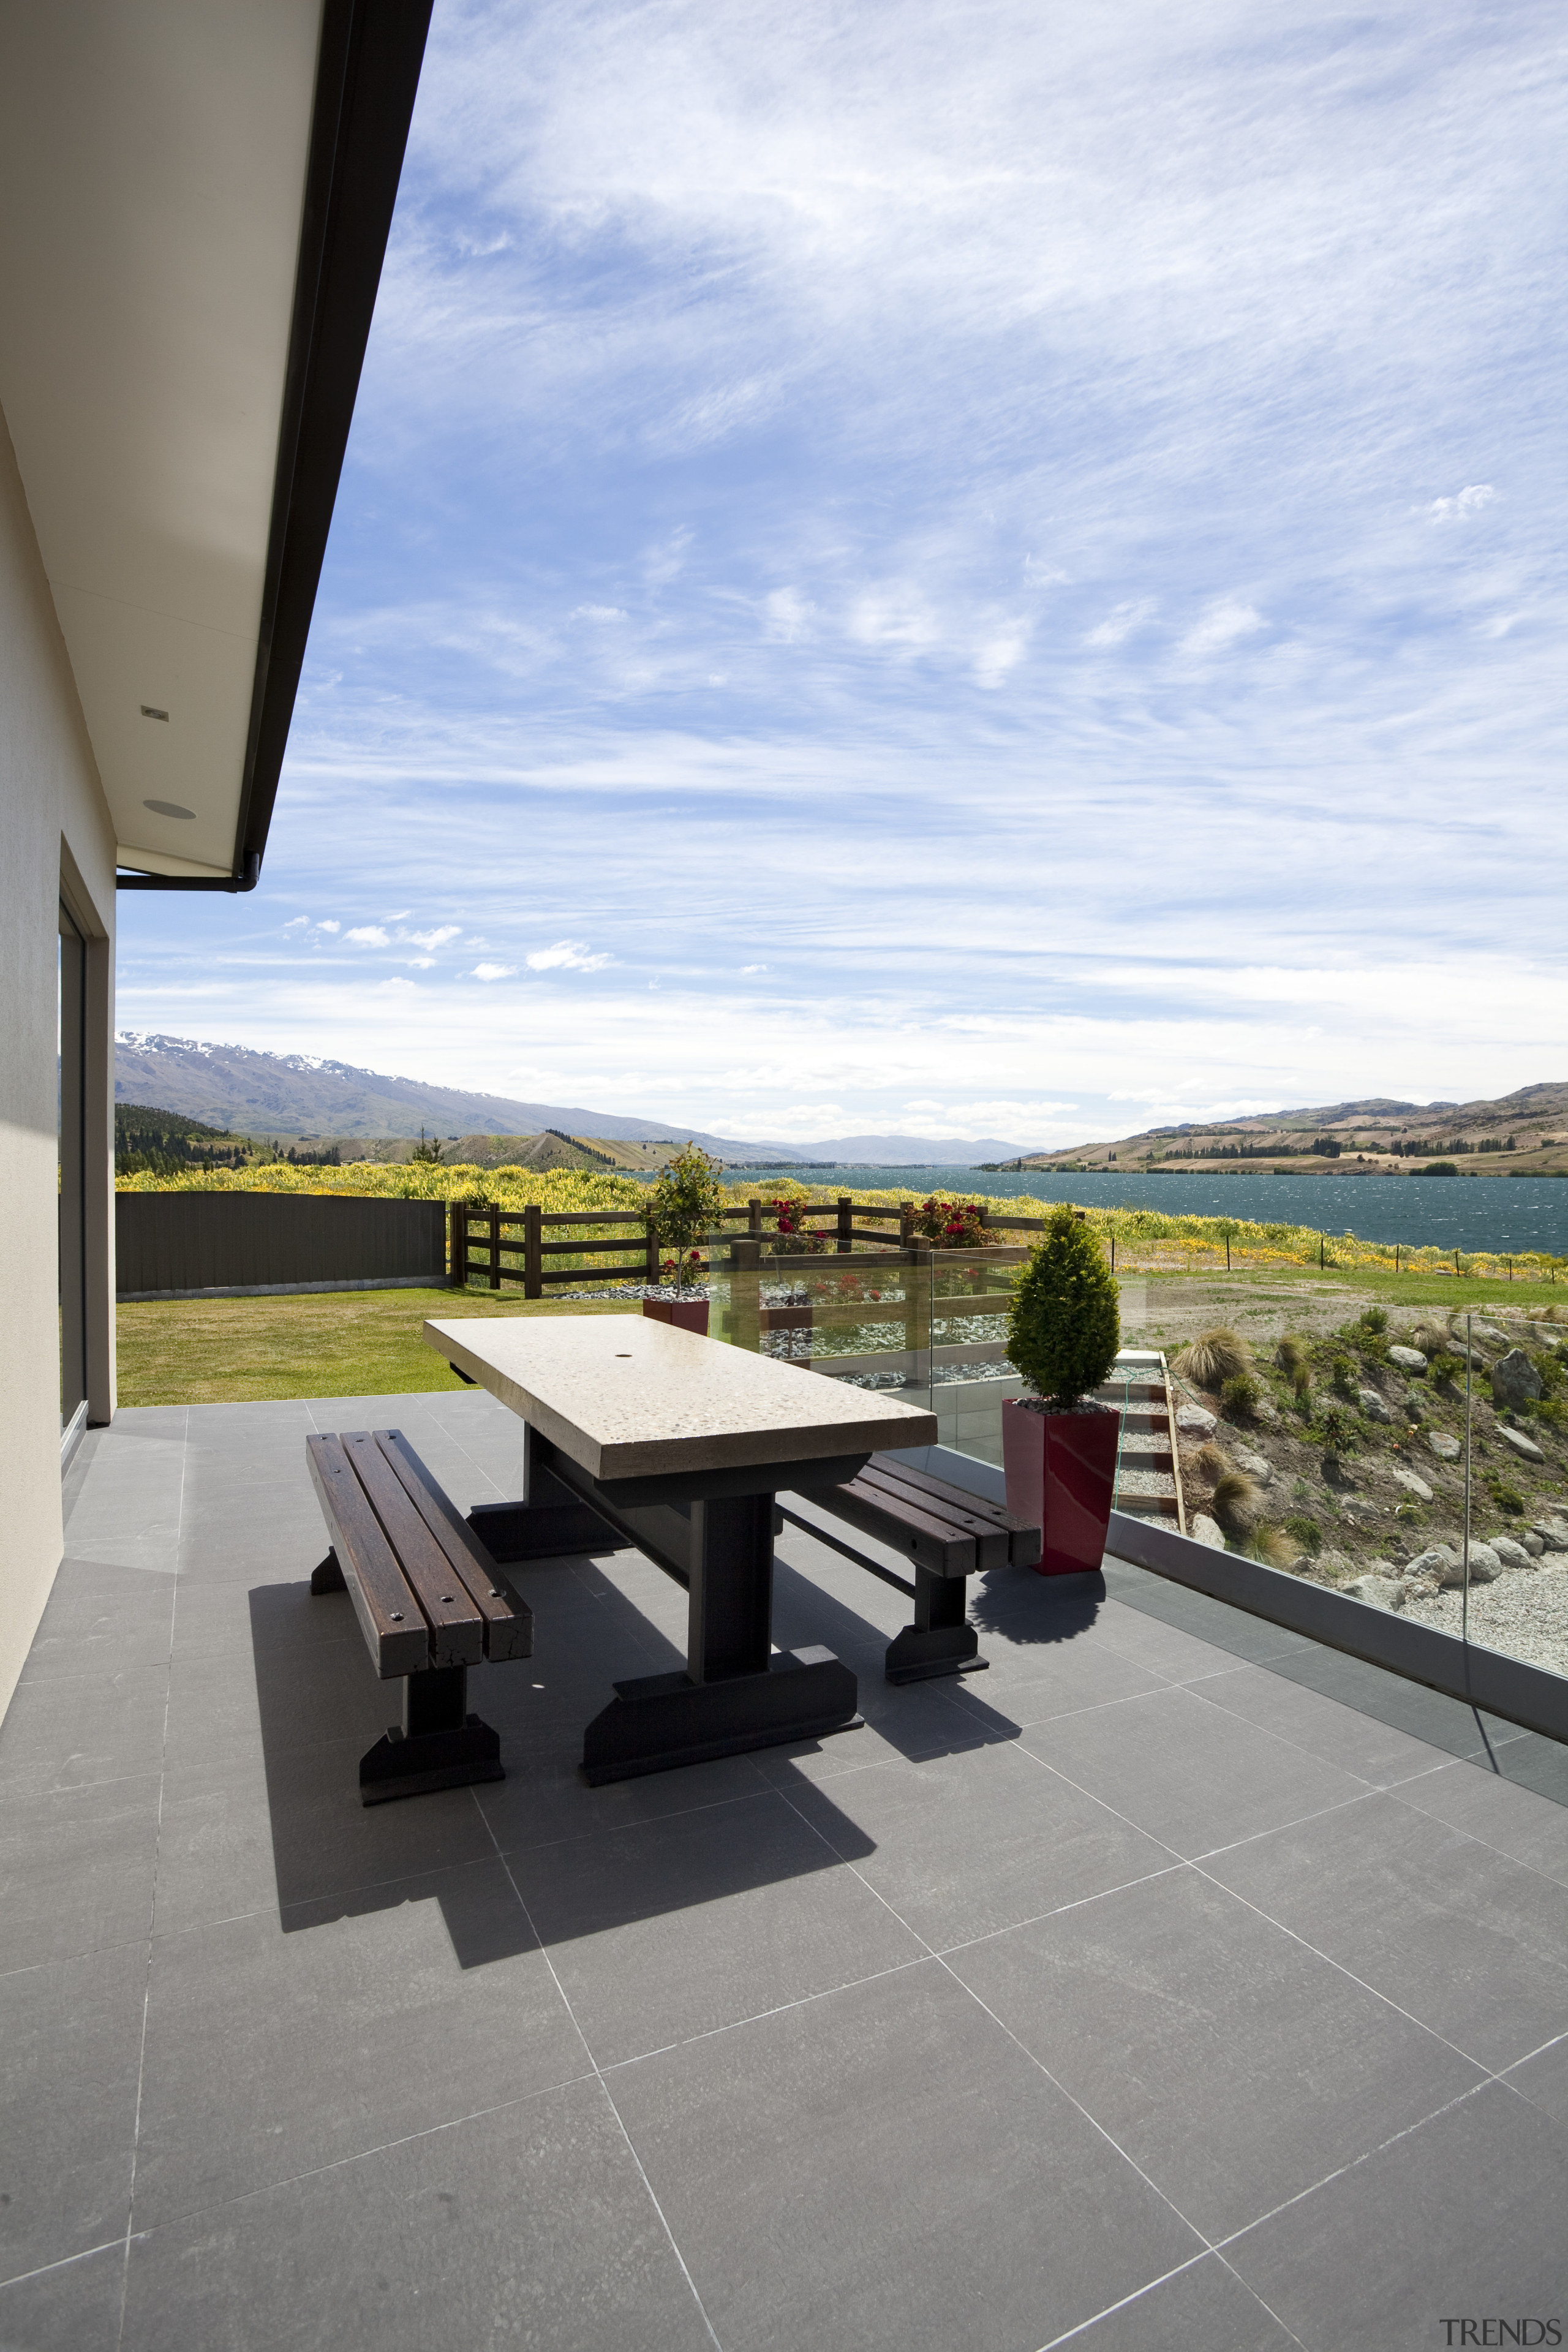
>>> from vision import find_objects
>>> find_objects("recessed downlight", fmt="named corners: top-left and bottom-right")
top-left (143, 798), bottom-right (195, 820)
top-left (140, 704), bottom-right (169, 721)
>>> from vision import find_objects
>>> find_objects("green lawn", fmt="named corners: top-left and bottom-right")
top-left (116, 1286), bottom-right (638, 1406)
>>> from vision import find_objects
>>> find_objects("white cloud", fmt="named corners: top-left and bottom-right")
top-left (570, 604), bottom-right (627, 621)
top-left (282, 916), bottom-right (307, 930)
top-left (763, 589), bottom-right (813, 643)
top-left (345, 925), bottom-right (390, 947)
top-left (525, 939), bottom-right (612, 972)
top-left (470, 962), bottom-right (518, 981)
top-left (1424, 484), bottom-right (1495, 522)
top-left (317, 919), bottom-right (341, 934)
top-left (404, 924), bottom-right (462, 952)
top-left (1177, 600), bottom-right (1266, 659)
top-left (741, 964), bottom-right (768, 974)
top-left (973, 628), bottom-right (1028, 689)
top-left (408, 956), bottom-right (436, 969)
top-left (1085, 600), bottom-right (1155, 648)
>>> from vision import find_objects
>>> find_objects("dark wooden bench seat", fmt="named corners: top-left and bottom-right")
top-left (307, 1428), bottom-right (535, 1804)
top-left (781, 1457), bottom-right (1041, 1683)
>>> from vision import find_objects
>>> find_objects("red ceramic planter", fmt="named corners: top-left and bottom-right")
top-left (1001, 1399), bottom-right (1120, 1575)
top-left (642, 1297), bottom-right (710, 1336)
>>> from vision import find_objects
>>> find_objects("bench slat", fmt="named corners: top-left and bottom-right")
top-left (340, 1434), bottom-right (486, 1668)
top-left (305, 1435), bottom-right (430, 1678)
top-left (852, 1464), bottom-right (1013, 1574)
top-left (374, 1431), bottom-right (534, 1664)
top-left (803, 1473), bottom-right (975, 1577)
top-left (858, 1460), bottom-right (1041, 1569)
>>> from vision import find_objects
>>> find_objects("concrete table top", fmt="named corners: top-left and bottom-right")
top-left (424, 1314), bottom-right (939, 1483)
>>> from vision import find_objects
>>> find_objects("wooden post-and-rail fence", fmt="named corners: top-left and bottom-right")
top-left (447, 1195), bottom-right (1060, 1299)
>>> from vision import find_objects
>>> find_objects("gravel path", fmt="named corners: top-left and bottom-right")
top-left (1403, 1566), bottom-right (1568, 1679)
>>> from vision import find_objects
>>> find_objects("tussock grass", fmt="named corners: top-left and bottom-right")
top-left (1212, 1469), bottom-right (1265, 1530)
top-left (1175, 1327), bottom-right (1253, 1387)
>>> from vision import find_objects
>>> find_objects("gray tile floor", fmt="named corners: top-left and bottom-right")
top-left (4, 1390), bottom-right (1568, 2351)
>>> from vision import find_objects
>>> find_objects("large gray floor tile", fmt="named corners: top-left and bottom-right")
top-left (0, 2241), bottom-right (127, 2350)
top-left (949, 1867), bottom-right (1482, 2242)
top-left (121, 2077), bottom-right (714, 2352)
top-left (1019, 1684), bottom-right (1373, 1858)
top-left (0, 1779), bottom-right (160, 1970)
top-left (162, 1616), bottom-right (388, 1774)
top-left (475, 1741), bottom-right (772, 1856)
top-left (0, 1662), bottom-right (170, 1795)
top-left (1259, 1637), bottom-right (1534, 1765)
top-left (786, 1740), bottom-right (1177, 1950)
top-left (1054, 2253), bottom-right (1298, 2350)
top-left (0, 1943), bottom-right (146, 2279)
top-left (1389, 1755), bottom-right (1568, 1887)
top-left (1502, 2032), bottom-right (1568, 2127)
top-left (946, 1635), bottom-right (1169, 1728)
top-left (20, 1559), bottom-right (176, 1683)
top-left (133, 1858), bottom-right (584, 2226)
top-left (1091, 1593), bottom-right (1294, 1681)
top-left (510, 1789), bottom-right (921, 2066)
top-left (1202, 1791), bottom-right (1568, 2071)
top-left (612, 1959), bottom-right (1201, 2352)
top-left (1225, 2081), bottom-right (1567, 2352)
top-left (155, 1738), bottom-right (501, 1929)
top-left (1189, 1660), bottom-right (1459, 1788)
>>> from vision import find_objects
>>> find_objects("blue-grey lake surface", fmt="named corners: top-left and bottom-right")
top-left (731, 1166), bottom-right (1568, 1257)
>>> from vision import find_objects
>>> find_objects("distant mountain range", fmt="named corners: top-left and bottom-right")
top-left (1011, 1085), bottom-right (1568, 1175)
top-left (112, 1036), bottom-right (1032, 1165)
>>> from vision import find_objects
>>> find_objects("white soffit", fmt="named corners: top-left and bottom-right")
top-left (0, 1), bottom-right (323, 878)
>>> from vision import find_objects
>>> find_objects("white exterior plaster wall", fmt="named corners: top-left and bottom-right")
top-left (0, 401), bottom-right (118, 1722)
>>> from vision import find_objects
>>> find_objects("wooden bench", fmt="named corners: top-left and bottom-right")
top-left (781, 1458), bottom-right (1041, 1683)
top-left (307, 1428), bottom-right (535, 1804)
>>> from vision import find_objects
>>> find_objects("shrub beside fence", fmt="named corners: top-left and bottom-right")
top-left (117, 1192), bottom-right (448, 1298)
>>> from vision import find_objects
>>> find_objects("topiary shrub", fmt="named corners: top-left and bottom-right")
top-left (1005, 1205), bottom-right (1120, 1404)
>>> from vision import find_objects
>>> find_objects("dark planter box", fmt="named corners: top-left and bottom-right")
top-left (1002, 1398), bottom-right (1120, 1575)
top-left (643, 1298), bottom-right (710, 1336)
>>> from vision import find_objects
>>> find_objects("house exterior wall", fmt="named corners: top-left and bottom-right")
top-left (0, 400), bottom-right (118, 1722)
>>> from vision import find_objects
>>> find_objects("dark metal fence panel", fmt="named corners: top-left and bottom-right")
top-left (116, 1193), bottom-right (447, 1295)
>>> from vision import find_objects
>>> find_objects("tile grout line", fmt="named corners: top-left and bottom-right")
top-left (1030, 2248), bottom-right (1309, 2352)
top-left (465, 1787), bottom-right (725, 2352)
top-left (114, 1399), bottom-right (186, 2352)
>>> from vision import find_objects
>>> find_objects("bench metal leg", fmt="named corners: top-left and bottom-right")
top-left (357, 1665), bottom-right (503, 1805)
top-left (884, 1567), bottom-right (985, 1684)
top-left (310, 1550), bottom-right (346, 1594)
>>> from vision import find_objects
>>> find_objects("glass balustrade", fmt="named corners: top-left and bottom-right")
top-left (706, 1226), bottom-right (1568, 1694)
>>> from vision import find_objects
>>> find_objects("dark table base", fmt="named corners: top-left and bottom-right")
top-left (581, 1646), bottom-right (861, 1784)
top-left (477, 1433), bottom-right (870, 1782)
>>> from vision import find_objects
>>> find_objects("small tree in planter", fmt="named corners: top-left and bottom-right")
top-left (644, 1142), bottom-right (729, 1333)
top-left (1002, 1206), bottom-right (1122, 1575)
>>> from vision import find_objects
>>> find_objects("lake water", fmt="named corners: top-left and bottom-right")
top-left (729, 1166), bottom-right (1568, 1257)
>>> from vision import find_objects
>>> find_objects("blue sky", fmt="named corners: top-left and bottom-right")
top-left (116, 0), bottom-right (1567, 1147)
